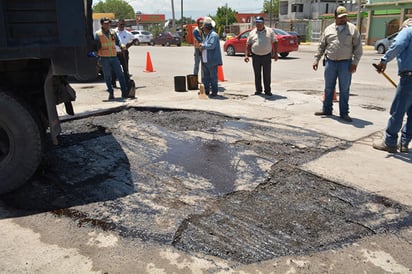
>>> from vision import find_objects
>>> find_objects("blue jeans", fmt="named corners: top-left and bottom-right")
top-left (202, 63), bottom-right (218, 94)
top-left (323, 59), bottom-right (352, 115)
top-left (193, 48), bottom-right (201, 75)
top-left (100, 56), bottom-right (127, 96)
top-left (385, 75), bottom-right (412, 146)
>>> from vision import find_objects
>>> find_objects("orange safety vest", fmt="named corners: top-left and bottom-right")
top-left (193, 26), bottom-right (204, 48)
top-left (96, 29), bottom-right (117, 57)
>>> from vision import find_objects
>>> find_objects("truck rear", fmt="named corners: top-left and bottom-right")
top-left (0, 0), bottom-right (97, 194)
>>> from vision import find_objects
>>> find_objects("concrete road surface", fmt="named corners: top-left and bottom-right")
top-left (0, 43), bottom-right (411, 273)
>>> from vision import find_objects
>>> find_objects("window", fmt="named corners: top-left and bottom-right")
top-left (280, 1), bottom-right (288, 15)
top-left (291, 4), bottom-right (303, 13)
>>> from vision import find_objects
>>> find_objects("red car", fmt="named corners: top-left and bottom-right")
top-left (223, 28), bottom-right (298, 58)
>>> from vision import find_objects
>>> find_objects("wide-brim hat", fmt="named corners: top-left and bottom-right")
top-left (202, 16), bottom-right (216, 28)
top-left (401, 18), bottom-right (412, 30)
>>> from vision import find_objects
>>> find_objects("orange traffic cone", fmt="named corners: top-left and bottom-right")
top-left (144, 51), bottom-right (155, 72)
top-left (333, 89), bottom-right (338, 102)
top-left (321, 89), bottom-right (338, 102)
top-left (217, 65), bottom-right (226, 82)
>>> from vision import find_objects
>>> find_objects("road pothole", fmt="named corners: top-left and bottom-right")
top-left (1, 107), bottom-right (410, 264)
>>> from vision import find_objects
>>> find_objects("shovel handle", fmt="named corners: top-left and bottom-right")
top-left (372, 63), bottom-right (398, 88)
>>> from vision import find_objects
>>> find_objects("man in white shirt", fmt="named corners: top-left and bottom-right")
top-left (114, 19), bottom-right (136, 76)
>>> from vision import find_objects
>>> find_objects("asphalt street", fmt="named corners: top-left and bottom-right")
top-left (0, 42), bottom-right (411, 273)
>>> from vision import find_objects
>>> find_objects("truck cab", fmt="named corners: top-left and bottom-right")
top-left (0, 0), bottom-right (97, 193)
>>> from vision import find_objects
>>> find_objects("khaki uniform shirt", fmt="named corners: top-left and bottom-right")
top-left (314, 22), bottom-right (362, 65)
top-left (247, 26), bottom-right (277, 56)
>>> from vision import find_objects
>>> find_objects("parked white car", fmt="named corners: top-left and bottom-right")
top-left (131, 30), bottom-right (153, 45)
top-left (374, 32), bottom-right (398, 54)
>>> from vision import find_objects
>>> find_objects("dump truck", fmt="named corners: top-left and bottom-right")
top-left (0, 0), bottom-right (97, 194)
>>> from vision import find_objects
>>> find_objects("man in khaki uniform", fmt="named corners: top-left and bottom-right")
top-left (244, 16), bottom-right (278, 96)
top-left (313, 6), bottom-right (363, 122)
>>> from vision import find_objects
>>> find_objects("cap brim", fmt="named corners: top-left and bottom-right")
top-left (337, 13), bottom-right (347, 18)
top-left (255, 20), bottom-right (264, 23)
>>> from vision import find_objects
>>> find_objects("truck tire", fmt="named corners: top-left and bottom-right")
top-left (0, 92), bottom-right (42, 194)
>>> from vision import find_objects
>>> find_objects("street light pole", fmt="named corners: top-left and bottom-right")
top-left (171, 0), bottom-right (175, 31)
top-left (356, 0), bottom-right (362, 32)
top-left (269, 0), bottom-right (272, 27)
top-left (226, 2), bottom-right (228, 27)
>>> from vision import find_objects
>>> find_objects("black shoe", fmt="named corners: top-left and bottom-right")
top-left (340, 114), bottom-right (352, 122)
top-left (398, 143), bottom-right (409, 153)
top-left (254, 91), bottom-right (263, 95)
top-left (373, 141), bottom-right (397, 153)
top-left (209, 93), bottom-right (218, 97)
top-left (108, 94), bottom-right (115, 100)
top-left (314, 111), bottom-right (332, 116)
top-left (265, 92), bottom-right (273, 96)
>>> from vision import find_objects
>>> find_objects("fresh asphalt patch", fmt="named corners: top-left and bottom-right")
top-left (1, 107), bottom-right (411, 264)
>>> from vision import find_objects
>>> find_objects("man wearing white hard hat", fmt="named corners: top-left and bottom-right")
top-left (199, 17), bottom-right (222, 97)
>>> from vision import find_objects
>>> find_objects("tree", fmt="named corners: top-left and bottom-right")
top-left (213, 5), bottom-right (237, 37)
top-left (93, 0), bottom-right (135, 20)
top-left (177, 16), bottom-right (195, 25)
top-left (214, 5), bottom-right (237, 27)
top-left (263, 0), bottom-right (279, 19)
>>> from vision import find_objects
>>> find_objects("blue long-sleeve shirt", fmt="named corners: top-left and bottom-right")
top-left (381, 26), bottom-right (412, 75)
top-left (201, 30), bottom-right (222, 67)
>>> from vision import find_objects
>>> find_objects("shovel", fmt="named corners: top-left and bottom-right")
top-left (372, 63), bottom-right (398, 88)
top-left (198, 54), bottom-right (208, 99)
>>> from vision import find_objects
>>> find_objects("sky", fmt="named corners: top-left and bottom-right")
top-left (93, 0), bottom-right (265, 19)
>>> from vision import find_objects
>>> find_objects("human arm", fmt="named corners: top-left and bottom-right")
top-left (193, 28), bottom-right (203, 43)
top-left (271, 31), bottom-right (278, 61)
top-left (200, 32), bottom-right (219, 50)
top-left (125, 31), bottom-right (137, 48)
top-left (244, 43), bottom-right (252, 63)
top-left (350, 27), bottom-right (362, 73)
top-left (94, 32), bottom-right (102, 50)
top-left (313, 31), bottom-right (327, 70)
top-left (378, 28), bottom-right (411, 72)
top-left (113, 31), bottom-right (126, 51)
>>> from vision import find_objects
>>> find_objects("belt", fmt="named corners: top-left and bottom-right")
top-left (327, 58), bottom-right (350, 62)
top-left (399, 71), bottom-right (412, 77)
top-left (325, 55), bottom-right (350, 62)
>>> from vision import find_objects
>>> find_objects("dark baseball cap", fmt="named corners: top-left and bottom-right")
top-left (100, 17), bottom-right (111, 24)
top-left (255, 16), bottom-right (264, 23)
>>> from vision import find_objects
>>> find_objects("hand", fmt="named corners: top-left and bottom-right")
top-left (349, 64), bottom-right (357, 73)
top-left (313, 62), bottom-right (318, 71)
top-left (375, 62), bottom-right (386, 73)
top-left (272, 52), bottom-right (278, 61)
top-left (244, 56), bottom-right (249, 63)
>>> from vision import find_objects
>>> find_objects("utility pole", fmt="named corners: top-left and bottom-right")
top-left (269, 0), bottom-right (272, 27)
top-left (181, 0), bottom-right (183, 33)
top-left (171, 0), bottom-right (175, 32)
top-left (226, 2), bottom-right (228, 27)
top-left (356, 0), bottom-right (362, 33)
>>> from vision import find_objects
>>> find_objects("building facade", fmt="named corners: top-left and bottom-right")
top-left (365, 0), bottom-right (412, 44)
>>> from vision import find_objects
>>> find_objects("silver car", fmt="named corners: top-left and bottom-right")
top-left (374, 32), bottom-right (398, 54)
top-left (131, 30), bottom-right (153, 45)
